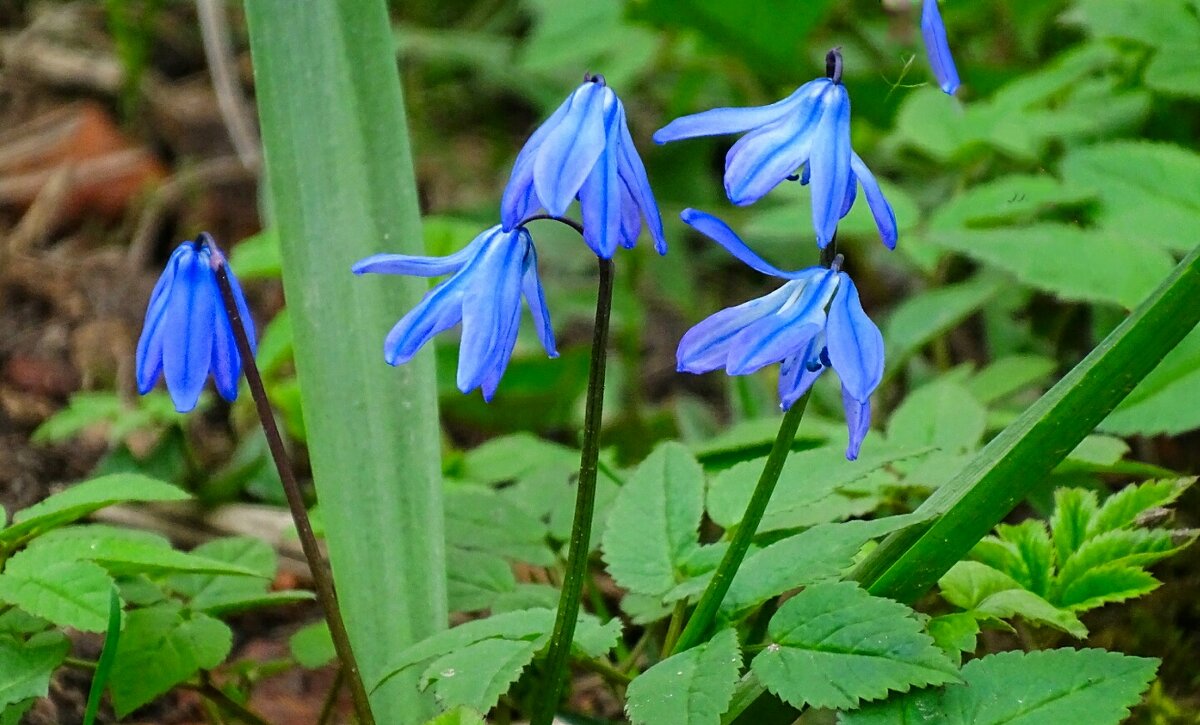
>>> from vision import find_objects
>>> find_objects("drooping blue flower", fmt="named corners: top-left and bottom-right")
top-left (675, 210), bottom-right (884, 459)
top-left (352, 224), bottom-right (557, 401)
top-left (922, 0), bottom-right (961, 96)
top-left (136, 233), bottom-right (256, 413)
top-left (500, 74), bottom-right (667, 260)
top-left (653, 50), bottom-right (897, 251)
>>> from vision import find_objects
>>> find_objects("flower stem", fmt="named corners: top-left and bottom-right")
top-left (532, 257), bottom-right (615, 725)
top-left (213, 260), bottom-right (375, 725)
top-left (669, 392), bottom-right (811, 656)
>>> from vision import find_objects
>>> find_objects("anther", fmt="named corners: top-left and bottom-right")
top-left (825, 48), bottom-right (844, 85)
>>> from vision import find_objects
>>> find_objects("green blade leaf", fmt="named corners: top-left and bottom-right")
top-left (752, 582), bottom-right (959, 711)
top-left (627, 627), bottom-right (741, 725)
top-left (109, 602), bottom-right (233, 716)
top-left (242, 2), bottom-right (447, 719)
top-left (1, 475), bottom-right (188, 546)
top-left (853, 244), bottom-right (1200, 604)
top-left (601, 442), bottom-right (705, 598)
top-left (841, 649), bottom-right (1158, 725)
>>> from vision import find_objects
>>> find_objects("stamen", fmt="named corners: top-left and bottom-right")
top-left (830, 253), bottom-right (844, 272)
top-left (825, 48), bottom-right (844, 85)
top-left (584, 72), bottom-right (607, 86)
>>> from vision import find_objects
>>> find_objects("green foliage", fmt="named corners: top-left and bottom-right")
top-left (752, 582), bottom-right (959, 711)
top-left (290, 621), bottom-right (336, 669)
top-left (841, 649), bottom-right (1159, 725)
top-left (0, 632), bottom-right (69, 712)
top-left (626, 627), bottom-right (740, 725)
top-left (31, 391), bottom-right (189, 446)
top-left (938, 479), bottom-right (1195, 637)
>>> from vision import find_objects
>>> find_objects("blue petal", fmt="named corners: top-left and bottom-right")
top-left (676, 284), bottom-right (795, 373)
top-left (224, 265), bottom-right (257, 356)
top-left (826, 272), bottom-right (885, 401)
top-left (724, 84), bottom-right (828, 205)
top-left (457, 231), bottom-right (527, 393)
top-left (615, 102), bottom-right (667, 254)
top-left (208, 272), bottom-right (241, 401)
top-left (779, 334), bottom-right (827, 410)
top-left (839, 172), bottom-right (858, 220)
top-left (352, 229), bottom-right (487, 277)
top-left (922, 0), bottom-right (961, 95)
top-left (808, 83), bottom-right (852, 248)
top-left (680, 209), bottom-right (815, 280)
top-left (533, 82), bottom-right (608, 217)
top-left (501, 93), bottom-right (574, 229)
top-left (652, 79), bottom-right (824, 144)
top-left (521, 238), bottom-right (559, 358)
top-left (617, 176), bottom-right (641, 249)
top-left (135, 245), bottom-right (185, 394)
top-left (161, 247), bottom-right (216, 413)
top-left (579, 99), bottom-right (622, 259)
top-left (850, 152), bottom-right (898, 250)
top-left (841, 386), bottom-right (872, 460)
top-left (725, 271), bottom-right (838, 375)
top-left (383, 279), bottom-right (464, 366)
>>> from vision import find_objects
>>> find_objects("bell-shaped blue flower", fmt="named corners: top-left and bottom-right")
top-left (500, 74), bottom-right (667, 260)
top-left (675, 210), bottom-right (884, 459)
top-left (922, 0), bottom-right (961, 96)
top-left (352, 224), bottom-right (557, 402)
top-left (653, 51), bottom-right (896, 251)
top-left (136, 233), bottom-right (256, 413)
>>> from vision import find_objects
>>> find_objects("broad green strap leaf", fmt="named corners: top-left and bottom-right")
top-left (840, 648), bottom-right (1158, 725)
top-left (0, 553), bottom-right (114, 633)
top-left (938, 561), bottom-right (1086, 638)
top-left (627, 627), bottom-right (741, 725)
top-left (602, 442), bottom-right (705, 598)
top-left (752, 582), bottom-right (959, 711)
top-left (0, 632), bottom-right (69, 711)
top-left (109, 603), bottom-right (233, 716)
top-left (927, 226), bottom-right (1174, 308)
top-left (420, 637), bottom-right (540, 713)
top-left (1, 475), bottom-right (188, 546)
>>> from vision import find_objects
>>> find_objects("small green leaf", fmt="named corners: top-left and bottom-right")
top-left (1088, 478), bottom-right (1194, 536)
top-left (420, 637), bottom-right (539, 712)
top-left (1049, 488), bottom-right (1099, 568)
top-left (626, 627), bottom-right (741, 725)
top-left (445, 486), bottom-right (554, 566)
top-left (19, 526), bottom-right (266, 578)
top-left (228, 227), bottom-right (282, 280)
top-left (1056, 565), bottom-right (1160, 612)
top-left (446, 548), bottom-right (516, 613)
top-left (165, 537), bottom-right (278, 614)
top-left (965, 355), bottom-right (1057, 405)
top-left (1103, 328), bottom-right (1200, 436)
top-left (0, 553), bottom-right (114, 632)
top-left (289, 621), bottom-right (335, 669)
top-left (939, 562), bottom-right (1086, 638)
top-left (926, 614), bottom-right (979, 664)
top-left (602, 442), bottom-right (705, 598)
top-left (887, 382), bottom-right (987, 453)
top-left (841, 648), bottom-right (1158, 725)
top-left (422, 707), bottom-right (486, 725)
top-left (928, 174), bottom-right (1096, 232)
top-left (1, 475), bottom-right (189, 545)
top-left (885, 278), bottom-right (1004, 369)
top-left (0, 631), bottom-right (69, 710)
top-left (458, 433), bottom-right (577, 484)
top-left (752, 582), bottom-right (958, 710)
top-left (109, 603), bottom-right (233, 716)
top-left (995, 521), bottom-right (1054, 596)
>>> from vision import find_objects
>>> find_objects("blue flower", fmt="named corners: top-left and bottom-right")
top-left (675, 210), bottom-right (884, 459)
top-left (500, 74), bottom-right (667, 260)
top-left (352, 224), bottom-right (557, 401)
top-left (136, 233), bottom-right (256, 413)
top-left (653, 51), bottom-right (896, 251)
top-left (922, 0), bottom-right (960, 96)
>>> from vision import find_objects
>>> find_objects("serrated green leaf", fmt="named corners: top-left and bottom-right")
top-left (887, 382), bottom-right (986, 453)
top-left (420, 637), bottom-right (539, 712)
top-left (458, 433), bottom-right (577, 484)
top-left (1060, 528), bottom-right (1178, 583)
top-left (602, 442), bottom-right (705, 598)
top-left (109, 603), bottom-right (233, 716)
top-left (884, 278), bottom-right (1004, 371)
top-left (165, 537), bottom-right (278, 614)
top-left (1057, 564), bottom-right (1160, 612)
top-left (0, 608), bottom-right (47, 636)
top-left (995, 521), bottom-right (1054, 596)
top-left (841, 648), bottom-right (1158, 725)
top-left (289, 621), bottom-right (335, 669)
top-left (0, 554), bottom-right (114, 632)
top-left (491, 584), bottom-right (560, 614)
top-left (0, 632), bottom-right (69, 710)
top-left (18, 526), bottom-right (266, 579)
top-left (927, 226), bottom-right (1174, 308)
top-left (1089, 478), bottom-right (1194, 536)
top-left (926, 613), bottom-right (979, 664)
top-left (446, 548), bottom-right (516, 613)
top-left (965, 355), bottom-right (1057, 405)
top-left (752, 582), bottom-right (958, 710)
top-left (696, 513), bottom-right (931, 614)
top-left (928, 174), bottom-right (1096, 232)
top-left (1, 475), bottom-right (189, 546)
top-left (706, 445), bottom-right (918, 533)
top-left (445, 486), bottom-right (554, 567)
top-left (939, 561), bottom-right (1086, 638)
top-left (627, 627), bottom-right (740, 725)
top-left (422, 707), bottom-right (485, 725)
top-left (1049, 488), bottom-right (1099, 568)
top-left (1060, 141), bottom-right (1200, 253)
top-left (574, 615), bottom-right (624, 659)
